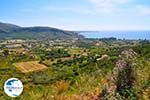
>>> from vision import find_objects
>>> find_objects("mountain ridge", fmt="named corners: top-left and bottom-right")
top-left (0, 22), bottom-right (84, 40)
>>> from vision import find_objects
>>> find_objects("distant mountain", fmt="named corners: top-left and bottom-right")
top-left (0, 22), bottom-right (20, 33)
top-left (0, 22), bottom-right (84, 40)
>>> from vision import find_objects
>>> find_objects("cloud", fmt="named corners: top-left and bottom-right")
top-left (42, 6), bottom-right (93, 15)
top-left (20, 0), bottom-right (150, 17)
top-left (88, 0), bottom-right (132, 14)
top-left (89, 0), bottom-right (130, 7)
top-left (20, 9), bottom-right (35, 13)
top-left (40, 0), bottom-right (132, 16)
top-left (135, 5), bottom-right (150, 16)
top-left (87, 0), bottom-right (150, 17)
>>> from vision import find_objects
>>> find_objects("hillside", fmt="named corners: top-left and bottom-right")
top-left (0, 22), bottom-right (20, 33)
top-left (0, 22), bottom-right (84, 40)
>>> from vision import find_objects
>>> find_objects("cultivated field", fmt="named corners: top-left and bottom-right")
top-left (15, 61), bottom-right (47, 73)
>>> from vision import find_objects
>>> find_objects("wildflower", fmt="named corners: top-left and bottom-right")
top-left (116, 60), bottom-right (127, 70)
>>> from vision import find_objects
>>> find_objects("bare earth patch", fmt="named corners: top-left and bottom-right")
top-left (15, 61), bottom-right (47, 73)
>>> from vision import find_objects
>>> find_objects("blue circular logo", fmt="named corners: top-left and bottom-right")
top-left (4, 78), bottom-right (23, 97)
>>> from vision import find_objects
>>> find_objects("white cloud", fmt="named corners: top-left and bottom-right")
top-left (22, 0), bottom-right (150, 17)
top-left (89, 0), bottom-right (130, 7)
top-left (88, 0), bottom-right (132, 14)
top-left (53, 22), bottom-right (150, 31)
top-left (87, 0), bottom-right (150, 17)
top-left (135, 5), bottom-right (150, 16)
top-left (42, 6), bottom-right (93, 15)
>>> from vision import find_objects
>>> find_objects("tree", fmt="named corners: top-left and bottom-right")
top-left (2, 49), bottom-right (9, 56)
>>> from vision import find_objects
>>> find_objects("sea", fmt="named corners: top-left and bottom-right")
top-left (79, 31), bottom-right (150, 40)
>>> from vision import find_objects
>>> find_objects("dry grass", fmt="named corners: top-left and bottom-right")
top-left (54, 80), bottom-right (70, 94)
top-left (15, 61), bottom-right (47, 73)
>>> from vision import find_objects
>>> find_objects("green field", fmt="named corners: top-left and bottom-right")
top-left (0, 40), bottom-right (150, 100)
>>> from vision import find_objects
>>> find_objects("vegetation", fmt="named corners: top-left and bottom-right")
top-left (0, 22), bottom-right (84, 40)
top-left (0, 37), bottom-right (150, 100)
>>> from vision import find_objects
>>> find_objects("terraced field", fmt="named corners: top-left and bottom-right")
top-left (15, 61), bottom-right (47, 73)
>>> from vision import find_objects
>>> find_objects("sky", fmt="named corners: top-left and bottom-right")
top-left (0, 0), bottom-right (150, 30)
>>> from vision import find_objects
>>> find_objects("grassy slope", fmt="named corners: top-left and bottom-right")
top-left (0, 46), bottom-right (149, 100)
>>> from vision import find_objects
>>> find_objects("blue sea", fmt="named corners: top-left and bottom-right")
top-left (79, 31), bottom-right (150, 40)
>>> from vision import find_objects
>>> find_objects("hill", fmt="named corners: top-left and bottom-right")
top-left (0, 22), bottom-right (20, 33)
top-left (0, 22), bottom-right (84, 40)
